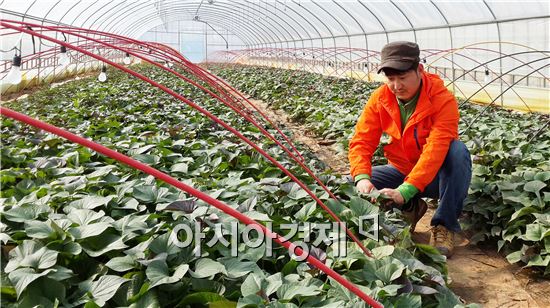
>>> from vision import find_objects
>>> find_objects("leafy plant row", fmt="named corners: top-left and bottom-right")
top-left (211, 65), bottom-right (550, 276)
top-left (1, 64), bottom-right (471, 307)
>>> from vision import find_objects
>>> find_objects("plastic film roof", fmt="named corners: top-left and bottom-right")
top-left (1, 0), bottom-right (549, 48)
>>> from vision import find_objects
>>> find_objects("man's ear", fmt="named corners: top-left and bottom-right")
top-left (418, 63), bottom-right (424, 73)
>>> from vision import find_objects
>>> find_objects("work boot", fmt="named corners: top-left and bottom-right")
top-left (430, 225), bottom-right (455, 257)
top-left (401, 198), bottom-right (428, 233)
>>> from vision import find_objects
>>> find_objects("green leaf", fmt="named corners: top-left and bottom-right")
top-left (178, 292), bottom-right (227, 305)
top-left (69, 222), bottom-right (112, 239)
top-left (129, 144), bottom-right (156, 155)
top-left (67, 209), bottom-right (106, 226)
top-left (510, 206), bottom-right (538, 221)
top-left (276, 283), bottom-right (320, 300)
top-left (79, 275), bottom-right (129, 306)
top-left (149, 232), bottom-right (180, 256)
top-left (133, 185), bottom-right (157, 203)
top-left (5, 240), bottom-right (59, 273)
top-left (220, 258), bottom-right (255, 278)
top-left (170, 163), bottom-right (189, 173)
top-left (265, 273), bottom-right (283, 297)
top-left (146, 260), bottom-right (189, 289)
top-left (393, 294), bottom-right (422, 308)
top-left (282, 183), bottom-right (309, 200)
top-left (523, 223), bottom-right (548, 241)
top-left (237, 294), bottom-right (264, 307)
top-left (24, 220), bottom-right (55, 239)
top-left (3, 203), bottom-right (51, 223)
top-left (191, 259), bottom-right (226, 278)
top-left (241, 272), bottom-right (262, 297)
top-left (47, 265), bottom-right (74, 281)
top-left (534, 171), bottom-right (550, 182)
top-left (18, 277), bottom-right (66, 307)
top-left (81, 234), bottom-right (128, 257)
top-left (133, 154), bottom-right (160, 165)
top-left (129, 289), bottom-right (161, 308)
top-left (8, 267), bottom-right (54, 298)
top-left (375, 262), bottom-right (405, 283)
top-left (68, 195), bottom-right (114, 210)
top-left (349, 196), bottom-right (378, 217)
top-left (506, 250), bottom-right (522, 264)
top-left (372, 245), bottom-right (395, 259)
top-left (523, 180), bottom-right (547, 194)
top-left (294, 201), bottom-right (316, 221)
top-left (106, 255), bottom-right (136, 272)
top-left (526, 255), bottom-right (550, 267)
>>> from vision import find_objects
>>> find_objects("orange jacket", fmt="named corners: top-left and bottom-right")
top-left (349, 72), bottom-right (459, 192)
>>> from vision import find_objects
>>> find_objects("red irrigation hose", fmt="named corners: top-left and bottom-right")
top-left (0, 20), bottom-right (373, 258)
top-left (0, 107), bottom-right (382, 308)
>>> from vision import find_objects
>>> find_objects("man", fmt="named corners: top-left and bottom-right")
top-left (349, 41), bottom-right (472, 257)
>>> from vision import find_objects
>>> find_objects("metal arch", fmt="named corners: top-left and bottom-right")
top-left (106, 0), bottom-right (280, 47)
top-left (333, 1), bottom-right (369, 51)
top-left (125, 14), bottom-right (258, 49)
top-left (89, 0), bottom-right (129, 31)
top-left (289, 0), bottom-right (335, 43)
top-left (42, 0), bottom-right (62, 26)
top-left (235, 0), bottom-right (286, 49)
top-left (262, 1), bottom-right (312, 50)
top-left (177, 11), bottom-right (271, 48)
top-left (127, 0), bottom-right (289, 46)
top-left (37, 0), bottom-right (62, 48)
top-left (79, 1), bottom-right (111, 29)
top-left (81, 0), bottom-right (126, 30)
top-left (21, 0), bottom-right (37, 23)
top-left (103, 0), bottom-right (165, 35)
top-left (389, 0), bottom-right (417, 42)
top-left (481, 0), bottom-right (504, 106)
top-left (69, 0), bottom-right (99, 28)
top-left (273, 0), bottom-right (323, 51)
top-left (56, 0), bottom-right (82, 26)
top-left (288, 0), bottom-right (335, 65)
top-left (185, 0), bottom-right (291, 44)
top-left (238, 0), bottom-right (300, 50)
top-left (123, 12), bottom-right (260, 49)
top-left (256, 0), bottom-right (293, 52)
top-left (209, 0), bottom-right (292, 49)
top-left (429, 0), bottom-right (455, 91)
top-left (254, 0), bottom-right (311, 48)
top-left (119, 5), bottom-right (275, 48)
top-left (310, 1), bottom-right (353, 68)
top-left (102, 0), bottom-right (154, 35)
top-left (357, 0), bottom-right (389, 44)
top-left (0, 8), bottom-right (68, 27)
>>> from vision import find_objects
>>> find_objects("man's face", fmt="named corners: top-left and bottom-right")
top-left (384, 66), bottom-right (422, 101)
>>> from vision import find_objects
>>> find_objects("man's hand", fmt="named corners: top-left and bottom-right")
top-left (378, 188), bottom-right (405, 205)
top-left (356, 179), bottom-right (375, 194)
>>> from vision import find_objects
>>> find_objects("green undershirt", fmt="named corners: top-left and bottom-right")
top-left (354, 82), bottom-right (422, 203)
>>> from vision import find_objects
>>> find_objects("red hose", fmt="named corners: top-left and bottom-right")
top-left (0, 106), bottom-right (382, 308)
top-left (0, 20), bottom-right (374, 259)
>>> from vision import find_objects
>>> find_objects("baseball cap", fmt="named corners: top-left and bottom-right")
top-left (377, 41), bottom-right (420, 74)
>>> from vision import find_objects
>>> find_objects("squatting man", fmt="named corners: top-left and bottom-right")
top-left (349, 41), bottom-right (472, 257)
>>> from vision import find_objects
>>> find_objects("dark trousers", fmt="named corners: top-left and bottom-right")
top-left (370, 140), bottom-right (472, 232)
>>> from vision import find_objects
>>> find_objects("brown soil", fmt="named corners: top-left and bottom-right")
top-left (245, 96), bottom-right (550, 307)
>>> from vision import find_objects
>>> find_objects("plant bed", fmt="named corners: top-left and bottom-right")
top-left (1, 64), bottom-right (473, 307)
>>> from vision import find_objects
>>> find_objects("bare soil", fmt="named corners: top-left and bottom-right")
top-left (246, 96), bottom-right (550, 307)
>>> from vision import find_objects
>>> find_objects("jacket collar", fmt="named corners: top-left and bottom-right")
top-left (378, 71), bottom-right (435, 136)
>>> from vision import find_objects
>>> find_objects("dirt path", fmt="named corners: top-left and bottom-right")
top-left (246, 96), bottom-right (550, 307)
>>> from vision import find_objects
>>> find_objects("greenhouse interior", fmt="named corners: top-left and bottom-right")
top-left (0, 0), bottom-right (549, 307)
